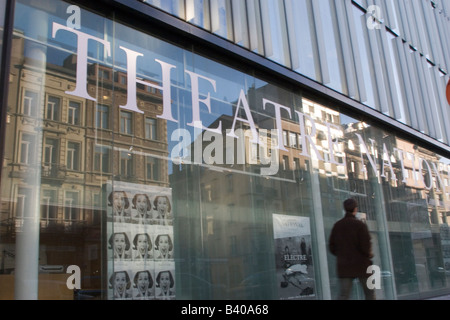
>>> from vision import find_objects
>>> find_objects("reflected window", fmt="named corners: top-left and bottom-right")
top-left (64, 191), bottom-right (79, 222)
top-left (43, 138), bottom-right (59, 168)
top-left (68, 101), bottom-right (81, 125)
top-left (96, 104), bottom-right (110, 129)
top-left (120, 111), bottom-right (133, 134)
top-left (296, 133), bottom-right (303, 151)
top-left (41, 190), bottom-right (57, 222)
top-left (46, 96), bottom-right (60, 121)
top-left (94, 145), bottom-right (111, 173)
top-left (282, 155), bottom-right (289, 171)
top-left (293, 158), bottom-right (300, 171)
top-left (23, 90), bottom-right (38, 117)
top-left (16, 187), bottom-right (32, 219)
top-left (289, 132), bottom-right (297, 148)
top-left (120, 151), bottom-right (133, 177)
top-left (99, 69), bottom-right (110, 80)
top-left (145, 117), bottom-right (157, 140)
top-left (145, 155), bottom-right (159, 181)
top-left (67, 141), bottom-right (80, 171)
top-left (19, 133), bottom-right (35, 164)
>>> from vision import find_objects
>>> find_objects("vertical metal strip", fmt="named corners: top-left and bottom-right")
top-left (283, 0), bottom-right (299, 71)
top-left (396, 38), bottom-right (418, 129)
top-left (410, 50), bottom-right (430, 135)
top-left (225, 0), bottom-right (233, 42)
top-left (246, 0), bottom-right (264, 55)
top-left (335, 1), bottom-right (356, 99)
top-left (365, 12), bottom-right (387, 113)
top-left (434, 7), bottom-right (450, 72)
top-left (310, 0), bottom-right (329, 85)
top-left (345, 1), bottom-right (367, 103)
top-left (377, 26), bottom-right (397, 118)
top-left (420, 58), bottom-right (443, 141)
top-left (259, 0), bottom-right (272, 58)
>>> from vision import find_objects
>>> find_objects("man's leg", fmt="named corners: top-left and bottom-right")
top-left (358, 276), bottom-right (376, 300)
top-left (338, 278), bottom-right (353, 300)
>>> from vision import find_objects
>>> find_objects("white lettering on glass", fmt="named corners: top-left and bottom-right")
top-left (50, 22), bottom-right (450, 190)
top-left (52, 22), bottom-right (111, 100)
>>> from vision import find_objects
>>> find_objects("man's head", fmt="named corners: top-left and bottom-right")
top-left (343, 198), bottom-right (358, 214)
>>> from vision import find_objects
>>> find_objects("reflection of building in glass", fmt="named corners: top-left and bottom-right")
top-left (170, 85), bottom-right (345, 300)
top-left (1, 0), bottom-right (449, 301)
top-left (0, 34), bottom-right (168, 296)
top-left (343, 120), bottom-right (450, 294)
top-left (171, 78), bottom-right (450, 299)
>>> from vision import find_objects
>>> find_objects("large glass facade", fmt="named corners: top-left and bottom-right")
top-left (145, 0), bottom-right (450, 146)
top-left (0, 0), bottom-right (449, 300)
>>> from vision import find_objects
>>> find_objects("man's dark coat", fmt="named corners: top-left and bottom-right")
top-left (329, 213), bottom-right (373, 278)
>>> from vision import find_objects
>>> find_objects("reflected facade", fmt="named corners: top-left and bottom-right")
top-left (0, 0), bottom-right (449, 300)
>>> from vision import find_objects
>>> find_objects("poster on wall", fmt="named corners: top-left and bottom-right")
top-left (273, 214), bottom-right (315, 299)
top-left (106, 181), bottom-right (174, 300)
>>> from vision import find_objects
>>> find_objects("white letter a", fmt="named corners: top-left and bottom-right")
top-left (66, 265), bottom-right (81, 290)
top-left (366, 265), bottom-right (381, 290)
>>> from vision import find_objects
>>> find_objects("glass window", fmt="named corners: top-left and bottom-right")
top-left (96, 104), bottom-right (110, 129)
top-left (94, 145), bottom-right (110, 173)
top-left (1, 0), bottom-right (449, 302)
top-left (120, 111), bottom-right (132, 134)
top-left (145, 117), bottom-right (157, 140)
top-left (145, 155), bottom-right (159, 181)
top-left (64, 191), bottom-right (79, 222)
top-left (41, 190), bottom-right (57, 222)
top-left (23, 90), bottom-right (38, 117)
top-left (283, 130), bottom-right (288, 147)
top-left (99, 69), bottom-right (110, 80)
top-left (16, 187), bottom-right (32, 219)
top-left (43, 138), bottom-right (58, 167)
top-left (68, 101), bottom-right (81, 125)
top-left (20, 133), bottom-right (35, 164)
top-left (67, 141), bottom-right (80, 171)
top-left (289, 132), bottom-right (297, 148)
top-left (46, 96), bottom-right (60, 121)
top-left (120, 151), bottom-right (133, 177)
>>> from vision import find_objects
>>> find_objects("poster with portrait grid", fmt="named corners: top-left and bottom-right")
top-left (106, 181), bottom-right (174, 300)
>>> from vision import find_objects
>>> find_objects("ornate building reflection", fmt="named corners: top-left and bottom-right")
top-left (0, 34), bottom-right (168, 298)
